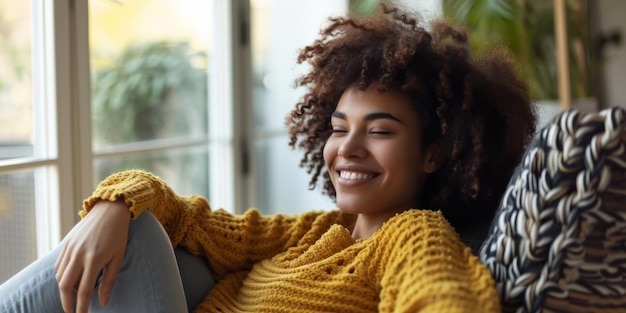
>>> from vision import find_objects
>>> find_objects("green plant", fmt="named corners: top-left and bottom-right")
top-left (442, 0), bottom-right (593, 101)
top-left (91, 41), bottom-right (210, 193)
top-left (92, 41), bottom-right (208, 144)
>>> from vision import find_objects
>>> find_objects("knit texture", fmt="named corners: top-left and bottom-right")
top-left (480, 107), bottom-right (626, 312)
top-left (82, 170), bottom-right (500, 312)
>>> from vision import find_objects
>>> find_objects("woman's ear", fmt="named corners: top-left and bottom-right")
top-left (423, 143), bottom-right (444, 174)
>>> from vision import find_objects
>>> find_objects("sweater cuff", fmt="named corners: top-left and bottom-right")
top-left (80, 170), bottom-right (160, 219)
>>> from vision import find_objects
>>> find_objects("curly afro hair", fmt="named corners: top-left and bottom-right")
top-left (286, 3), bottom-right (535, 229)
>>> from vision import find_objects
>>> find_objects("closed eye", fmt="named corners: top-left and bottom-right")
top-left (369, 130), bottom-right (393, 135)
top-left (331, 128), bottom-right (348, 134)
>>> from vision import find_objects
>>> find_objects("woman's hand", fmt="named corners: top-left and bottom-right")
top-left (54, 198), bottom-right (131, 313)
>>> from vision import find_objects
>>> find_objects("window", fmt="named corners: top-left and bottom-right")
top-left (0, 0), bottom-right (63, 283)
top-left (0, 0), bottom-right (243, 283)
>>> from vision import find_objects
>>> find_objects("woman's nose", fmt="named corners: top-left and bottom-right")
top-left (338, 134), bottom-right (367, 158)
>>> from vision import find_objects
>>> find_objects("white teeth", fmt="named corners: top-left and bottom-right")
top-left (339, 171), bottom-right (372, 180)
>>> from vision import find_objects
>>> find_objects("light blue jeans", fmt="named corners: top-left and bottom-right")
top-left (0, 211), bottom-right (216, 313)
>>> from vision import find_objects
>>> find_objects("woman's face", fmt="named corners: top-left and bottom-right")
top-left (324, 83), bottom-right (435, 219)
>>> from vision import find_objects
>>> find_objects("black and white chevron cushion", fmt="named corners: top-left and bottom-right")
top-left (479, 107), bottom-right (626, 312)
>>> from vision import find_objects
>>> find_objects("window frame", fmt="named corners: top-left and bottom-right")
top-left (0, 0), bottom-right (248, 260)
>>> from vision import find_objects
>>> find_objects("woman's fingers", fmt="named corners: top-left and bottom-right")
top-left (57, 258), bottom-right (82, 313)
top-left (75, 262), bottom-right (99, 313)
top-left (54, 254), bottom-right (68, 285)
top-left (98, 254), bottom-right (124, 307)
top-left (55, 244), bottom-right (120, 312)
top-left (54, 244), bottom-right (67, 271)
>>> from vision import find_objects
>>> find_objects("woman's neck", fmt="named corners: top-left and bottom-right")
top-left (352, 210), bottom-right (403, 240)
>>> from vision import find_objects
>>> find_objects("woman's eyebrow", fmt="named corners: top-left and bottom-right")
top-left (364, 112), bottom-right (402, 123)
top-left (331, 111), bottom-right (403, 124)
top-left (331, 111), bottom-right (346, 119)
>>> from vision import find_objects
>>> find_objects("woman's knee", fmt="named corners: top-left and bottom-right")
top-left (124, 211), bottom-right (216, 312)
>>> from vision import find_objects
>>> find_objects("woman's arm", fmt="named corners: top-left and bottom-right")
top-left (80, 170), bottom-right (353, 277)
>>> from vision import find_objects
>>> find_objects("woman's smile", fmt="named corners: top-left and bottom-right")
top-left (338, 170), bottom-right (375, 181)
top-left (335, 164), bottom-right (380, 185)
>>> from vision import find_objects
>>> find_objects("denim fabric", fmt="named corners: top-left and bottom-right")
top-left (0, 211), bottom-right (215, 313)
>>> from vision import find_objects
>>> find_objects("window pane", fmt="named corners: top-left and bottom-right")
top-left (93, 146), bottom-right (209, 198)
top-left (89, 0), bottom-right (210, 148)
top-left (89, 0), bottom-right (214, 199)
top-left (0, 170), bottom-right (37, 283)
top-left (250, 0), bottom-right (344, 213)
top-left (0, 1), bottom-right (33, 160)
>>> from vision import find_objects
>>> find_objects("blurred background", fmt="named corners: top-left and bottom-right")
top-left (0, 0), bottom-right (623, 283)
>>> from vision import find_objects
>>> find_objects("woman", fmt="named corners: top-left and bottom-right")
top-left (0, 3), bottom-right (535, 312)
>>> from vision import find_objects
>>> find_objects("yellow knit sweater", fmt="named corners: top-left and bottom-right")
top-left (80, 170), bottom-right (500, 312)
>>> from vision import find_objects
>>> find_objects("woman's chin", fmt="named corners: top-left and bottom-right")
top-left (336, 199), bottom-right (369, 215)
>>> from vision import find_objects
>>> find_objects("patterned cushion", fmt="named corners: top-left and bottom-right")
top-left (479, 107), bottom-right (626, 312)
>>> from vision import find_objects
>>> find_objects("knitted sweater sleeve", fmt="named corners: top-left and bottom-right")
top-left (377, 210), bottom-right (500, 313)
top-left (80, 170), bottom-right (352, 277)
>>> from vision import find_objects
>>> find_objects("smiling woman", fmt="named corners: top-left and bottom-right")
top-left (324, 84), bottom-right (434, 239)
top-left (1, 2), bottom-right (535, 312)
top-left (287, 3), bottom-right (536, 241)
